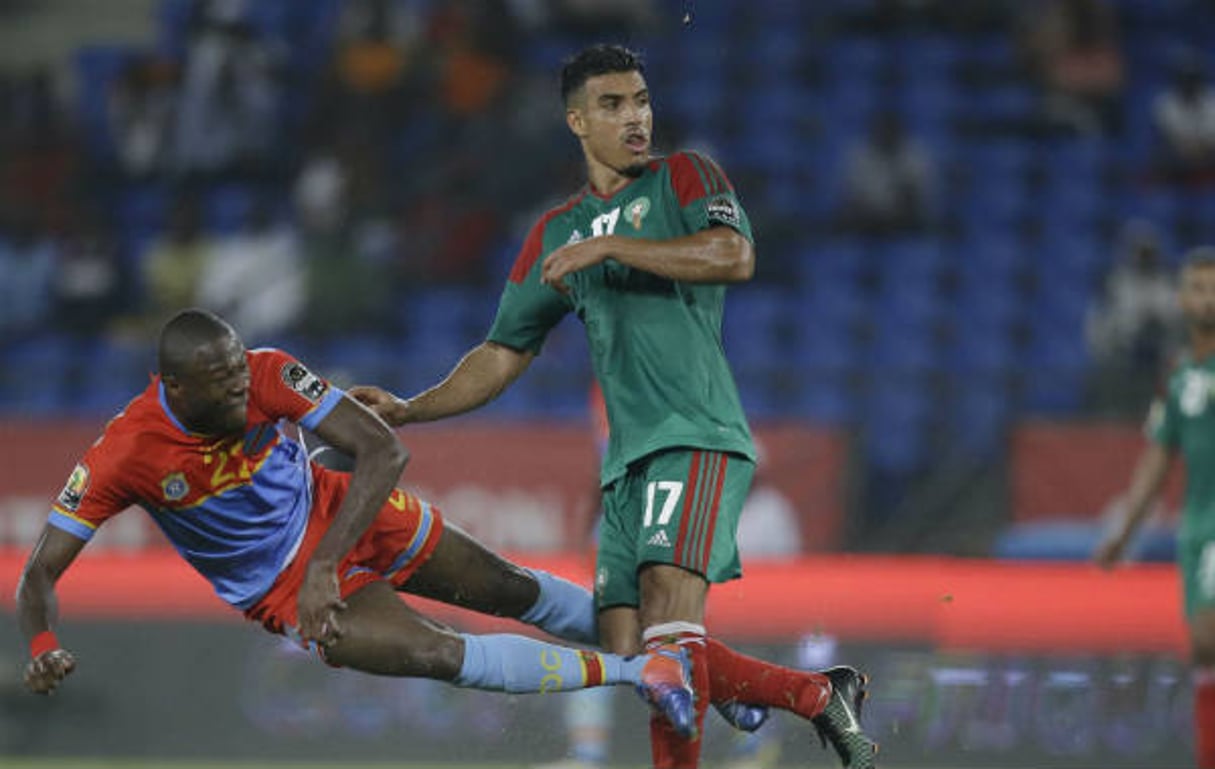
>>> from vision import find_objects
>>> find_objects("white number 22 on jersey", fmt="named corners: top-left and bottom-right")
top-left (644, 481), bottom-right (684, 527)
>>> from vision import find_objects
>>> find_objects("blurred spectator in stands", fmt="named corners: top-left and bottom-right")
top-left (0, 204), bottom-right (57, 339)
top-left (197, 198), bottom-right (303, 345)
top-left (171, 4), bottom-right (283, 180)
top-left (0, 68), bottom-right (78, 225)
top-left (321, 0), bottom-right (426, 148)
top-left (431, 1), bottom-right (516, 121)
top-left (294, 147), bottom-right (392, 336)
top-left (835, 111), bottom-right (937, 236)
top-left (1019, 0), bottom-right (1124, 136)
top-left (136, 193), bottom-right (212, 333)
top-left (1153, 51), bottom-right (1215, 186)
top-left (542, 0), bottom-right (656, 37)
top-left (1087, 220), bottom-right (1182, 417)
top-left (51, 206), bottom-right (127, 338)
top-left (108, 55), bottom-right (178, 180)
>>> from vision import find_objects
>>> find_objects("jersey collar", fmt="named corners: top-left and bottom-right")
top-left (158, 379), bottom-right (193, 436)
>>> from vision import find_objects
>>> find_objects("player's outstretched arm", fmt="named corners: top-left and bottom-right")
top-left (297, 395), bottom-right (410, 647)
top-left (17, 525), bottom-right (85, 694)
top-left (349, 341), bottom-right (533, 426)
top-left (1094, 442), bottom-right (1173, 569)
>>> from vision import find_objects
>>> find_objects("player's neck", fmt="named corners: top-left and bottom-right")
top-left (585, 158), bottom-right (634, 198)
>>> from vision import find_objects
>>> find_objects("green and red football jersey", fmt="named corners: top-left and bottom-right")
top-left (488, 151), bottom-right (757, 485)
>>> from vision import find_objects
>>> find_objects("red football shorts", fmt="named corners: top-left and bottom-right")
top-left (244, 465), bottom-right (444, 637)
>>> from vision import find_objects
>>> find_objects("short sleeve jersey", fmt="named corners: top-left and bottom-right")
top-left (1149, 351), bottom-right (1215, 541)
top-left (488, 151), bottom-right (757, 485)
top-left (48, 348), bottom-right (344, 610)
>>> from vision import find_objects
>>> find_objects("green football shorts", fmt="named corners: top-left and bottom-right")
top-left (594, 448), bottom-right (755, 610)
top-left (1179, 533), bottom-right (1215, 619)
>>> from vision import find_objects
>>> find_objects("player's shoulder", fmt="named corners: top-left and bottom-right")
top-left (654, 149), bottom-right (734, 204)
top-left (531, 189), bottom-right (591, 233)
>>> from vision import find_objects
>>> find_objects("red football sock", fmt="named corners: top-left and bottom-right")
top-left (1197, 668), bottom-right (1215, 769)
top-left (706, 637), bottom-right (832, 719)
top-left (646, 626), bottom-right (709, 769)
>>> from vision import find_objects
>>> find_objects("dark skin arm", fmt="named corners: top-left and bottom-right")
top-left (294, 395), bottom-right (409, 648)
top-left (17, 525), bottom-right (85, 694)
top-left (349, 341), bottom-right (533, 427)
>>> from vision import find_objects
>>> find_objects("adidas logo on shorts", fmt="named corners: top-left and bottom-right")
top-left (646, 529), bottom-right (672, 548)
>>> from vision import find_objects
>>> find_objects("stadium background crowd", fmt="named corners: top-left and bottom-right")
top-left (1, 0), bottom-right (1214, 557)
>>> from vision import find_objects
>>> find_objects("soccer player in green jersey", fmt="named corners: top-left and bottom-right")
top-left (352, 45), bottom-right (876, 768)
top-left (1095, 247), bottom-right (1215, 768)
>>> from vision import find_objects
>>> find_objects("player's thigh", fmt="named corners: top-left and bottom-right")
top-left (400, 521), bottom-right (537, 618)
top-left (324, 579), bottom-right (464, 679)
top-left (634, 449), bottom-right (754, 583)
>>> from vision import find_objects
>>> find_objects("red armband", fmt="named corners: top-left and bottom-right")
top-left (30, 630), bottom-right (59, 659)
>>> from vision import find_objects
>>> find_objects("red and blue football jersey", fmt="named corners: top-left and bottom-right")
top-left (48, 348), bottom-right (345, 610)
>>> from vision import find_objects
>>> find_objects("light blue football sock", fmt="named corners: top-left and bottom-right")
top-left (519, 568), bottom-right (599, 645)
top-left (454, 634), bottom-right (644, 693)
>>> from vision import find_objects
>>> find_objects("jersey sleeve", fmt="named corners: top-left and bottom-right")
top-left (247, 348), bottom-right (345, 431)
top-left (666, 150), bottom-right (754, 242)
top-left (48, 433), bottom-right (136, 542)
top-left (486, 216), bottom-right (573, 353)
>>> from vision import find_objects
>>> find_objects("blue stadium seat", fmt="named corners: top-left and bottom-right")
top-left (0, 335), bottom-right (75, 415)
top-left (204, 183), bottom-right (257, 234)
top-left (942, 324), bottom-right (1017, 377)
top-left (946, 381), bottom-right (1011, 459)
top-left (794, 375), bottom-right (857, 425)
top-left (74, 45), bottom-right (140, 160)
top-left (864, 323), bottom-right (939, 374)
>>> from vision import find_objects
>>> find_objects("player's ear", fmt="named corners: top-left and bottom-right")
top-left (566, 106), bottom-right (587, 138)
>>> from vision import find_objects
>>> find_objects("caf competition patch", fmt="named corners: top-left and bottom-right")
top-left (161, 472), bottom-right (189, 502)
top-left (705, 194), bottom-right (741, 229)
top-left (57, 463), bottom-right (90, 512)
top-left (280, 362), bottom-right (328, 402)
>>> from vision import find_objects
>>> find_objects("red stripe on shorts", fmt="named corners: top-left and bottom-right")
top-left (698, 453), bottom-right (728, 572)
top-left (673, 451), bottom-right (703, 561)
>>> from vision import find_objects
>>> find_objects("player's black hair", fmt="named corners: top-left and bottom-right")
top-left (560, 44), bottom-right (644, 105)
top-left (158, 308), bottom-right (237, 378)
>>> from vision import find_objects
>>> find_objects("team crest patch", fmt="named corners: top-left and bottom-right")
top-left (281, 362), bottom-right (328, 402)
top-left (706, 194), bottom-right (741, 229)
top-left (626, 196), bottom-right (650, 229)
top-left (57, 463), bottom-right (90, 512)
top-left (161, 472), bottom-right (189, 502)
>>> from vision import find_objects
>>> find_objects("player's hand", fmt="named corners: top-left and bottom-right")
top-left (348, 385), bottom-right (407, 426)
top-left (23, 648), bottom-right (76, 695)
top-left (541, 238), bottom-right (608, 294)
top-left (297, 563), bottom-right (346, 649)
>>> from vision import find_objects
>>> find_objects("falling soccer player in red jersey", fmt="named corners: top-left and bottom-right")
top-left (352, 44), bottom-right (877, 769)
top-left (16, 308), bottom-right (696, 736)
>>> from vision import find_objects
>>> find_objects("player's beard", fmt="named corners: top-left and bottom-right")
top-left (622, 161), bottom-right (647, 178)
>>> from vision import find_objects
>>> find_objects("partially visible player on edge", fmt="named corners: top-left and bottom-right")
top-left (16, 308), bottom-right (695, 736)
top-left (1095, 247), bottom-right (1215, 769)
top-left (352, 44), bottom-right (877, 769)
